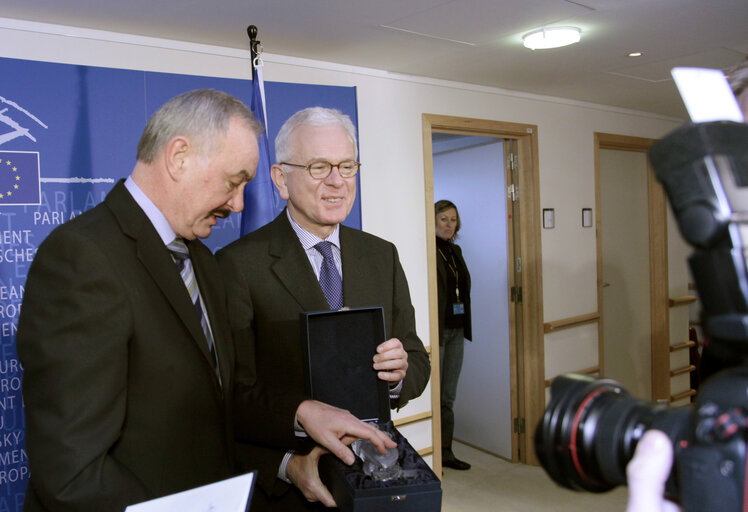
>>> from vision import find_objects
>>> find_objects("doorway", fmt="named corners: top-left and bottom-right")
top-left (422, 114), bottom-right (544, 468)
top-left (599, 148), bottom-right (652, 399)
top-left (432, 134), bottom-right (511, 458)
top-left (594, 133), bottom-right (671, 401)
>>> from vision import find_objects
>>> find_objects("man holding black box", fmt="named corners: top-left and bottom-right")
top-left (217, 107), bottom-right (430, 510)
top-left (18, 91), bottom-right (397, 512)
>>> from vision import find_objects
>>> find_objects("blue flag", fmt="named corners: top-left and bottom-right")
top-left (240, 67), bottom-right (280, 236)
top-left (0, 151), bottom-right (41, 205)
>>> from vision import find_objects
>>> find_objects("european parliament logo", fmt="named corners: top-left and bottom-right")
top-left (0, 151), bottom-right (41, 205)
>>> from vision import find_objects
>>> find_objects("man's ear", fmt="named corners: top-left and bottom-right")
top-left (164, 136), bottom-right (191, 181)
top-left (271, 164), bottom-right (290, 200)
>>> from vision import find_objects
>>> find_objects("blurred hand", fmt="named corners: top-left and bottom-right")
top-left (296, 400), bottom-right (396, 465)
top-left (626, 430), bottom-right (681, 512)
top-left (373, 338), bottom-right (408, 383)
top-left (286, 446), bottom-right (336, 507)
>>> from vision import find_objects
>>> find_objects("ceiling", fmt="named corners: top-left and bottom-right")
top-left (2, 0), bottom-right (747, 119)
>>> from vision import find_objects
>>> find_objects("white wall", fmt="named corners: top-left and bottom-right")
top-left (0, 17), bottom-right (686, 441)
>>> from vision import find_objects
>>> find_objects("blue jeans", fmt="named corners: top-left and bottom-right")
top-left (439, 327), bottom-right (465, 451)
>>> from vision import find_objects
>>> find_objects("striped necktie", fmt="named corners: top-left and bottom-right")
top-left (167, 238), bottom-right (218, 371)
top-left (314, 241), bottom-right (344, 310)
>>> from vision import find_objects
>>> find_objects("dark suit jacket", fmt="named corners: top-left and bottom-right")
top-left (17, 181), bottom-right (296, 511)
top-left (216, 212), bottom-right (430, 510)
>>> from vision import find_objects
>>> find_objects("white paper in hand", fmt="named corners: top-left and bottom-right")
top-left (125, 472), bottom-right (256, 512)
top-left (671, 67), bottom-right (745, 123)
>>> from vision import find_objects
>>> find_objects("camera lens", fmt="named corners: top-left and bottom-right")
top-left (534, 373), bottom-right (689, 493)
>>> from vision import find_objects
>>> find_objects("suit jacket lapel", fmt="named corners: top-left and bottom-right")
top-left (268, 213), bottom-right (330, 311)
top-left (104, 182), bottom-right (218, 374)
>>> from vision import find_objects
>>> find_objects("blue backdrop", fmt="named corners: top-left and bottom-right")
top-left (0, 55), bottom-right (359, 510)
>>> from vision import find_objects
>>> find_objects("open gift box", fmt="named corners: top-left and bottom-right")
top-left (300, 307), bottom-right (442, 512)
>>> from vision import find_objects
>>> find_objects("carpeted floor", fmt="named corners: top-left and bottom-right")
top-left (441, 442), bottom-right (628, 512)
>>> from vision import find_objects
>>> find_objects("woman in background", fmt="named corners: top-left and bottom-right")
top-left (435, 199), bottom-right (472, 470)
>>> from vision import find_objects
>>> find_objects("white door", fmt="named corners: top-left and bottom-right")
top-left (600, 148), bottom-right (651, 399)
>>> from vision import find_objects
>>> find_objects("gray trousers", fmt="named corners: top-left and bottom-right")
top-left (439, 326), bottom-right (465, 451)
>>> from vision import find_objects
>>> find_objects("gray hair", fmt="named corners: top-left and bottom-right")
top-left (137, 89), bottom-right (262, 163)
top-left (728, 57), bottom-right (748, 98)
top-left (274, 107), bottom-right (358, 163)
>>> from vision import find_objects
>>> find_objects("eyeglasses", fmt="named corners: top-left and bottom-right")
top-left (280, 159), bottom-right (361, 179)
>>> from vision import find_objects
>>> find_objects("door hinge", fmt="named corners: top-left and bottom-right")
top-left (511, 286), bottom-right (523, 303)
top-left (513, 417), bottom-right (526, 434)
top-left (507, 151), bottom-right (519, 171)
top-left (507, 183), bottom-right (519, 202)
top-left (516, 257), bottom-right (522, 273)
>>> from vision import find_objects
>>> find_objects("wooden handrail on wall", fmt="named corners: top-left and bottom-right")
top-left (393, 411), bottom-right (432, 427)
top-left (545, 365), bottom-right (600, 387)
top-left (671, 389), bottom-right (696, 402)
top-left (668, 291), bottom-right (699, 404)
top-left (544, 312), bottom-right (600, 333)
top-left (669, 295), bottom-right (697, 307)
top-left (670, 364), bottom-right (696, 377)
top-left (670, 340), bottom-right (696, 352)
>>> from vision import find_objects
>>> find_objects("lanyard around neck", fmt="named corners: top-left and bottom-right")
top-left (438, 245), bottom-right (461, 302)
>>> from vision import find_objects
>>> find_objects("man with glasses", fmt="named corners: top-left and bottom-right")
top-left (18, 92), bottom-right (394, 512)
top-left (217, 107), bottom-right (430, 511)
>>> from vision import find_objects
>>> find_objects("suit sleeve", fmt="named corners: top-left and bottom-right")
top-left (390, 244), bottom-right (430, 408)
top-left (17, 230), bottom-right (149, 511)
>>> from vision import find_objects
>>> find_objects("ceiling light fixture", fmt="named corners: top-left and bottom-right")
top-left (522, 27), bottom-right (581, 50)
top-left (628, 51), bottom-right (644, 57)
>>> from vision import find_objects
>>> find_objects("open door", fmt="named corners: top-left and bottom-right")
top-left (423, 114), bottom-right (544, 468)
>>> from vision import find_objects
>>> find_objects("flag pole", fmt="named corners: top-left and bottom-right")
top-left (247, 25), bottom-right (259, 75)
top-left (240, 24), bottom-right (277, 237)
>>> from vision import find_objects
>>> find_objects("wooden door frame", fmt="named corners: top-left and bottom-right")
top-left (423, 114), bottom-right (544, 468)
top-left (594, 132), bottom-right (669, 401)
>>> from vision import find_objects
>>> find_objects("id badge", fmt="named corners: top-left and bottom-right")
top-left (452, 302), bottom-right (465, 315)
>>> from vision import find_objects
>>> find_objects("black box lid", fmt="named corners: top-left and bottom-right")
top-left (301, 307), bottom-right (391, 423)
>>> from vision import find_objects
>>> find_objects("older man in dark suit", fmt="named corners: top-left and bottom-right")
top-left (217, 107), bottom-right (430, 510)
top-left (17, 90), bottom-right (393, 512)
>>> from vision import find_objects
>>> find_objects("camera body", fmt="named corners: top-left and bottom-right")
top-left (535, 121), bottom-right (748, 512)
top-left (536, 369), bottom-right (748, 511)
top-left (676, 367), bottom-right (748, 511)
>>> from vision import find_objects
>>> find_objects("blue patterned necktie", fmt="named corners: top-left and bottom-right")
top-left (314, 241), bottom-right (343, 310)
top-left (167, 238), bottom-right (218, 372)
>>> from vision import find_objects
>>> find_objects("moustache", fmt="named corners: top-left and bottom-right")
top-left (211, 208), bottom-right (231, 219)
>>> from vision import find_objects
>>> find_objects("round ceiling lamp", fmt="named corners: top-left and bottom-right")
top-left (522, 27), bottom-right (581, 50)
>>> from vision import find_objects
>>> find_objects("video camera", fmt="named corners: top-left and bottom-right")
top-left (534, 120), bottom-right (748, 512)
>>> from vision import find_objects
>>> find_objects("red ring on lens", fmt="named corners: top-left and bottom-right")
top-left (570, 386), bottom-right (613, 482)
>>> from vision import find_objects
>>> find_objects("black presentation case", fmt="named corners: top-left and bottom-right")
top-left (300, 306), bottom-right (442, 512)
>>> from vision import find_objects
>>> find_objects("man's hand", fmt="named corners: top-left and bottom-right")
top-left (296, 400), bottom-right (396, 465)
top-left (626, 430), bottom-right (680, 512)
top-left (373, 338), bottom-right (408, 383)
top-left (286, 447), bottom-right (336, 507)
